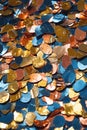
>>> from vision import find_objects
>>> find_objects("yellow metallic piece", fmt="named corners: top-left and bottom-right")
top-left (14, 111), bottom-right (24, 122)
top-left (25, 112), bottom-right (36, 126)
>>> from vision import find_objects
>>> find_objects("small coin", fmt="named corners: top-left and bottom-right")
top-left (25, 112), bottom-right (36, 126)
top-left (0, 91), bottom-right (9, 103)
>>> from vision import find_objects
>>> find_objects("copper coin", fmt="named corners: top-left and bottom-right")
top-left (40, 43), bottom-right (52, 55)
top-left (29, 73), bottom-right (42, 83)
top-left (15, 69), bottom-right (25, 81)
top-left (80, 117), bottom-right (87, 125)
top-left (62, 55), bottom-right (71, 68)
top-left (75, 28), bottom-right (86, 41)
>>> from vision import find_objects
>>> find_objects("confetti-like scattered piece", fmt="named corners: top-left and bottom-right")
top-left (0, 0), bottom-right (87, 129)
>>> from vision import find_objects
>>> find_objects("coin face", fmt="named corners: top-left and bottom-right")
top-left (29, 73), bottom-right (42, 83)
top-left (75, 28), bottom-right (86, 41)
top-left (25, 112), bottom-right (36, 126)
top-left (14, 111), bottom-right (23, 122)
top-left (0, 91), bottom-right (9, 103)
top-left (8, 82), bottom-right (19, 94)
top-left (40, 43), bottom-right (52, 55)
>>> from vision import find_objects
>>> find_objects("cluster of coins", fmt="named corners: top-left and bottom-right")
top-left (0, 0), bottom-right (87, 129)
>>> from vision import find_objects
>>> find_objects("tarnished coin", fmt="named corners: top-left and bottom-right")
top-left (54, 25), bottom-right (70, 42)
top-left (75, 28), bottom-right (86, 41)
top-left (8, 0), bottom-right (22, 6)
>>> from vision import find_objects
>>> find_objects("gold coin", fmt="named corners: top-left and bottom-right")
top-left (68, 48), bottom-right (77, 58)
top-left (77, 0), bottom-right (85, 11)
top-left (38, 80), bottom-right (47, 87)
top-left (10, 91), bottom-right (21, 102)
top-left (10, 121), bottom-right (18, 130)
top-left (62, 1), bottom-right (71, 11)
top-left (32, 56), bottom-right (45, 68)
top-left (0, 123), bottom-right (9, 129)
top-left (8, 0), bottom-right (22, 6)
top-left (25, 40), bottom-right (32, 50)
top-left (22, 50), bottom-right (30, 57)
top-left (12, 48), bottom-right (23, 57)
top-left (75, 70), bottom-right (84, 80)
top-left (0, 91), bottom-right (9, 104)
top-left (20, 86), bottom-right (28, 93)
top-left (14, 111), bottom-right (24, 122)
top-left (30, 46), bottom-right (39, 55)
top-left (54, 25), bottom-right (70, 42)
top-left (2, 9), bottom-right (13, 16)
top-left (25, 112), bottom-right (36, 126)
top-left (1, 24), bottom-right (14, 33)
top-left (20, 56), bottom-right (33, 67)
top-left (8, 82), bottom-right (19, 94)
top-left (63, 103), bottom-right (74, 115)
top-left (73, 102), bottom-right (82, 115)
top-left (7, 69), bottom-right (17, 82)
top-left (8, 30), bottom-right (18, 39)
top-left (69, 88), bottom-right (79, 99)
top-left (37, 106), bottom-right (50, 115)
top-left (48, 53), bottom-right (58, 63)
top-left (24, 18), bottom-right (33, 27)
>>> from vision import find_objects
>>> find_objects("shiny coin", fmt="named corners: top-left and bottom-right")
top-left (37, 106), bottom-right (50, 116)
top-left (15, 69), bottom-right (25, 81)
top-left (20, 56), bottom-right (33, 67)
top-left (8, 82), bottom-right (19, 94)
top-left (7, 69), bottom-right (17, 82)
top-left (25, 112), bottom-right (36, 126)
top-left (14, 111), bottom-right (23, 122)
top-left (0, 91), bottom-right (9, 104)
top-left (40, 43), bottom-right (52, 55)
top-left (29, 73), bottom-right (42, 83)
top-left (42, 34), bottom-right (55, 44)
top-left (10, 91), bottom-right (21, 102)
top-left (32, 56), bottom-right (46, 68)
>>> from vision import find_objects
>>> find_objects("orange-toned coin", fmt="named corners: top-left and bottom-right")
top-left (75, 28), bottom-right (86, 41)
top-left (62, 55), bottom-right (71, 68)
top-left (40, 43), bottom-right (52, 55)
top-left (42, 96), bottom-right (53, 105)
top-left (42, 34), bottom-right (55, 44)
top-left (29, 73), bottom-right (42, 83)
top-left (15, 69), bottom-right (25, 81)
